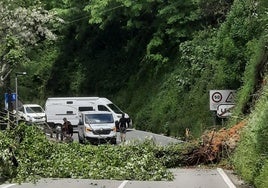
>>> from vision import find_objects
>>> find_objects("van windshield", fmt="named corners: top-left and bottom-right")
top-left (26, 107), bottom-right (44, 113)
top-left (107, 103), bottom-right (123, 114)
top-left (85, 114), bottom-right (114, 124)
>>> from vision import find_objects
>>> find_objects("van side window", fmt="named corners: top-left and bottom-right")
top-left (66, 101), bottom-right (73, 104)
top-left (98, 105), bottom-right (110, 112)
top-left (107, 103), bottom-right (123, 114)
top-left (79, 106), bottom-right (94, 111)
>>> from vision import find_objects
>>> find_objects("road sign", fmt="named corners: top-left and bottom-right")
top-left (4, 93), bottom-right (16, 110)
top-left (217, 104), bottom-right (235, 118)
top-left (211, 92), bottom-right (222, 103)
top-left (210, 90), bottom-right (235, 111)
top-left (5, 93), bottom-right (16, 101)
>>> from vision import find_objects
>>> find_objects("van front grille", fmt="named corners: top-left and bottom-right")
top-left (93, 129), bottom-right (111, 135)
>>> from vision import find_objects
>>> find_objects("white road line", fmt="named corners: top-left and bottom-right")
top-left (0, 184), bottom-right (16, 188)
top-left (118, 180), bottom-right (129, 188)
top-left (217, 168), bottom-right (236, 188)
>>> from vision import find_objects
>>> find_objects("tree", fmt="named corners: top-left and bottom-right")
top-left (0, 0), bottom-right (62, 87)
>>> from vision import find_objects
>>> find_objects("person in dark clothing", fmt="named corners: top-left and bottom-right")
top-left (7, 91), bottom-right (14, 111)
top-left (62, 117), bottom-right (73, 142)
top-left (118, 113), bottom-right (128, 143)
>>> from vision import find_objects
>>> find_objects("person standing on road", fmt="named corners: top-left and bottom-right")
top-left (62, 117), bottom-right (73, 142)
top-left (118, 113), bottom-right (128, 143)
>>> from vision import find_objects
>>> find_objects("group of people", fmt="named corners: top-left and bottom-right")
top-left (56, 113), bottom-right (129, 143)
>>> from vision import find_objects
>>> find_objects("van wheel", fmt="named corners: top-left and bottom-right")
top-left (111, 138), bottom-right (117, 145)
top-left (78, 133), bottom-right (84, 144)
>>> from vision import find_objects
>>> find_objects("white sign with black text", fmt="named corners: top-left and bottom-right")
top-left (209, 90), bottom-right (236, 111)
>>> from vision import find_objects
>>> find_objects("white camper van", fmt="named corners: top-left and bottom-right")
top-left (45, 97), bottom-right (131, 130)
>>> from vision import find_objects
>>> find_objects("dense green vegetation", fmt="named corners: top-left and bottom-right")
top-left (0, 123), bottom-right (193, 182)
top-left (232, 75), bottom-right (268, 187)
top-left (4, 0), bottom-right (264, 137)
top-left (1, 0), bottom-right (268, 187)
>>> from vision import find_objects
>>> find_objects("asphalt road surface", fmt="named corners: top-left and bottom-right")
top-left (70, 128), bottom-right (182, 145)
top-left (1, 168), bottom-right (243, 188)
top-left (120, 129), bottom-right (183, 145)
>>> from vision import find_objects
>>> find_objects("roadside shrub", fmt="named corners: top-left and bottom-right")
top-left (1, 123), bottom-right (185, 183)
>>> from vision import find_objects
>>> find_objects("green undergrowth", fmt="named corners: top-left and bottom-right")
top-left (232, 79), bottom-right (268, 188)
top-left (0, 124), bottom-right (193, 183)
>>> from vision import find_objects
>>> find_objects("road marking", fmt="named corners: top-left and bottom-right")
top-left (217, 168), bottom-right (236, 188)
top-left (0, 184), bottom-right (16, 188)
top-left (118, 180), bottom-right (128, 188)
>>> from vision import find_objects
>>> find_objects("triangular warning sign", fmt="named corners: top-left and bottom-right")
top-left (226, 92), bottom-right (235, 103)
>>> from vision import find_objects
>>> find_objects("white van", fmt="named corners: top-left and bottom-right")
top-left (17, 104), bottom-right (46, 124)
top-left (78, 111), bottom-right (117, 144)
top-left (45, 97), bottom-right (131, 129)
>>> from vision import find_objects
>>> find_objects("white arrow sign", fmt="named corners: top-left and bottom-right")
top-left (217, 104), bottom-right (235, 118)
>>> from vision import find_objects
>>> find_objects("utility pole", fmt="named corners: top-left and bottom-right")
top-left (15, 72), bottom-right (27, 126)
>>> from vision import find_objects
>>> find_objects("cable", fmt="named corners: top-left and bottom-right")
top-left (64, 4), bottom-right (125, 25)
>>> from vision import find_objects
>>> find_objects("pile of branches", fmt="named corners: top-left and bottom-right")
top-left (184, 120), bottom-right (246, 166)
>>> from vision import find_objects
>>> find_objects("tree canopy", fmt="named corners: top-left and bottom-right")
top-left (0, 0), bottom-right (61, 87)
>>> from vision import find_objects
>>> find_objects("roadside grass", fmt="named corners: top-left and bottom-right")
top-left (232, 85), bottom-right (268, 188)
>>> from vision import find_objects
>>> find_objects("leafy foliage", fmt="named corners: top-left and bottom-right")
top-left (232, 76), bottom-right (268, 186)
top-left (2, 0), bottom-right (268, 187)
top-left (254, 159), bottom-right (268, 188)
top-left (0, 124), bottom-right (196, 182)
top-left (15, 0), bottom-right (266, 139)
top-left (0, 0), bottom-right (62, 87)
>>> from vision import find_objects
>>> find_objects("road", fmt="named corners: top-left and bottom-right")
top-left (1, 168), bottom-right (241, 188)
top-left (70, 128), bottom-right (182, 145)
top-left (121, 129), bottom-right (183, 145)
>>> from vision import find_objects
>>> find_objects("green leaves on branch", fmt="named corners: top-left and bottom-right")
top-left (0, 0), bottom-right (63, 86)
top-left (83, 0), bottom-right (201, 74)
top-left (0, 124), bottom-right (199, 182)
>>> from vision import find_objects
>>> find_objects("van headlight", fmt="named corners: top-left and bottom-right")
top-left (27, 115), bottom-right (33, 121)
top-left (85, 127), bottom-right (92, 132)
top-left (112, 126), bottom-right (116, 132)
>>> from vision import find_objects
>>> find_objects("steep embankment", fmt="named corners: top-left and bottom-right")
top-left (121, 1), bottom-right (268, 187)
top-left (117, 0), bottom-right (268, 140)
top-left (232, 75), bottom-right (268, 187)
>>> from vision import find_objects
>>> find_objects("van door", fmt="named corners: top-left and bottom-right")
top-left (45, 104), bottom-right (78, 125)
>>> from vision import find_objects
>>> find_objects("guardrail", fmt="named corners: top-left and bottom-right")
top-left (0, 110), bottom-right (74, 143)
top-left (0, 109), bottom-right (54, 134)
top-left (0, 109), bottom-right (16, 130)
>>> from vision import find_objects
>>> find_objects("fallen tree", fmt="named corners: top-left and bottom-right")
top-left (184, 120), bottom-right (247, 165)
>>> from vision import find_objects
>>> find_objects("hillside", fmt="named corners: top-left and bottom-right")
top-left (0, 0), bottom-right (268, 187)
top-left (8, 0), bottom-right (266, 137)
